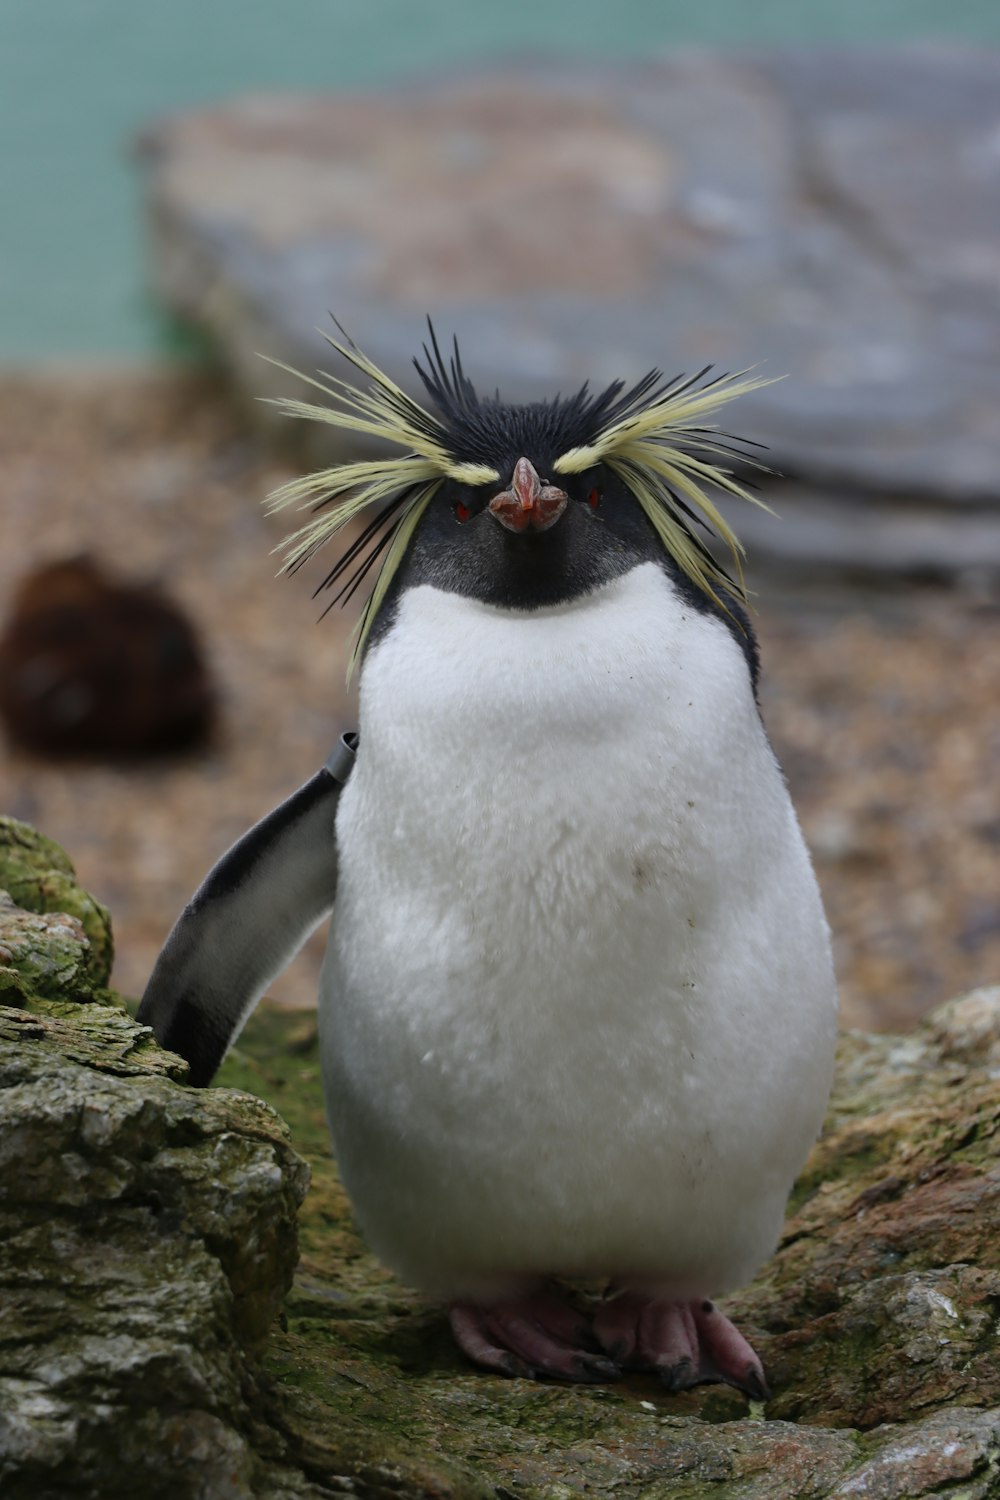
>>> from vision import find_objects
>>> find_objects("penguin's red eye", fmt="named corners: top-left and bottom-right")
top-left (588, 488), bottom-right (601, 509)
top-left (455, 501), bottom-right (471, 524)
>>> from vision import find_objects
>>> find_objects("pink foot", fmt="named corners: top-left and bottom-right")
top-left (449, 1287), bottom-right (621, 1383)
top-left (594, 1291), bottom-right (771, 1400)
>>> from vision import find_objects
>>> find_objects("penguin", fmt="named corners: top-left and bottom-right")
top-left (139, 324), bottom-right (838, 1398)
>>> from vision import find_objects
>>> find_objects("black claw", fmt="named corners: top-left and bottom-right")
top-left (658, 1356), bottom-right (697, 1393)
top-left (738, 1364), bottom-right (772, 1403)
top-left (499, 1352), bottom-right (536, 1380)
top-left (572, 1355), bottom-right (622, 1384)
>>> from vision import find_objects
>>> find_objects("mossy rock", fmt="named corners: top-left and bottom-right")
top-left (0, 815), bottom-right (113, 986)
top-left (0, 994), bottom-right (309, 1500)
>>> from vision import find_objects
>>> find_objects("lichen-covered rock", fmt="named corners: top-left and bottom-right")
top-left (0, 834), bottom-right (311, 1500)
top-left (727, 985), bottom-right (1000, 1431)
top-left (2, 817), bottom-right (999, 1497)
top-left (0, 816), bottom-right (113, 987)
top-left (0, 1006), bottom-right (310, 1498)
top-left (0, 893), bottom-right (104, 1005)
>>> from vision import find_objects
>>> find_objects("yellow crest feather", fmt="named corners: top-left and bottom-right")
top-left (554, 368), bottom-right (778, 610)
top-left (263, 326), bottom-right (500, 680)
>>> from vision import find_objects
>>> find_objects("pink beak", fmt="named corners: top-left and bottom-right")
top-left (488, 457), bottom-right (568, 534)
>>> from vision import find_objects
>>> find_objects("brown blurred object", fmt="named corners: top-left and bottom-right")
top-left (0, 554), bottom-right (216, 757)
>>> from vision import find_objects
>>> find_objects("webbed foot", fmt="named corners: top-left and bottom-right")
top-left (449, 1287), bottom-right (621, 1383)
top-left (593, 1290), bottom-right (770, 1400)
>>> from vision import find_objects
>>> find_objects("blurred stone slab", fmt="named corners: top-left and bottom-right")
top-left (731, 483), bottom-right (1000, 580)
top-left (139, 46), bottom-right (1000, 570)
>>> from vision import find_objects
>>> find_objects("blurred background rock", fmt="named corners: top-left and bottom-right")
top-left (1, 0), bottom-right (999, 1030)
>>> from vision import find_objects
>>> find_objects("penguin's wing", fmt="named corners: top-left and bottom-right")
top-left (137, 734), bottom-right (356, 1086)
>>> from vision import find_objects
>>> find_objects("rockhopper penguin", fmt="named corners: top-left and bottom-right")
top-left (139, 325), bottom-right (838, 1397)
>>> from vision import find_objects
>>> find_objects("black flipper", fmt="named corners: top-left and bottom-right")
top-left (137, 733), bottom-right (357, 1085)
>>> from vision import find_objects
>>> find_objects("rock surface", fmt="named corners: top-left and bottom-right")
top-left (0, 817), bottom-right (311, 1499)
top-left (0, 817), bottom-right (113, 990)
top-left (2, 817), bottom-right (1000, 1496)
top-left (139, 46), bottom-right (1000, 572)
top-left (225, 995), bottom-right (1000, 1499)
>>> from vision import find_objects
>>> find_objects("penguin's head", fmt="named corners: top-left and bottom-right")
top-left (396, 399), bottom-right (670, 615)
top-left (265, 322), bottom-right (775, 675)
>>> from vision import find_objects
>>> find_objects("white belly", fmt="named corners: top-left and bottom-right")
top-left (321, 564), bottom-right (837, 1300)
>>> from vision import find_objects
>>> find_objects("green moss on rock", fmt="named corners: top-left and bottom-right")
top-left (0, 892), bottom-right (105, 1002)
top-left (0, 815), bottom-right (113, 985)
top-left (0, 824), bottom-right (315, 1498)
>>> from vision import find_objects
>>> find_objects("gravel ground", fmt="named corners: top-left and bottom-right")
top-left (2, 367), bottom-right (998, 1032)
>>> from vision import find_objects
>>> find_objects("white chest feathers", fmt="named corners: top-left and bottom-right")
top-left (321, 563), bottom-right (837, 1301)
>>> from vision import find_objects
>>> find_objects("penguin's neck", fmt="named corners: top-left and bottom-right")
top-left (358, 562), bottom-right (758, 774)
top-left (366, 519), bottom-right (758, 688)
top-left (379, 495), bottom-right (660, 616)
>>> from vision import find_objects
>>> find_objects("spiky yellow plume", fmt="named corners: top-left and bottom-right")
top-left (263, 326), bottom-right (500, 675)
top-left (553, 369), bottom-right (777, 608)
top-left (265, 328), bottom-right (499, 487)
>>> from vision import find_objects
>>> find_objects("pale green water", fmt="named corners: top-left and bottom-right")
top-left (2, 0), bottom-right (1000, 358)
